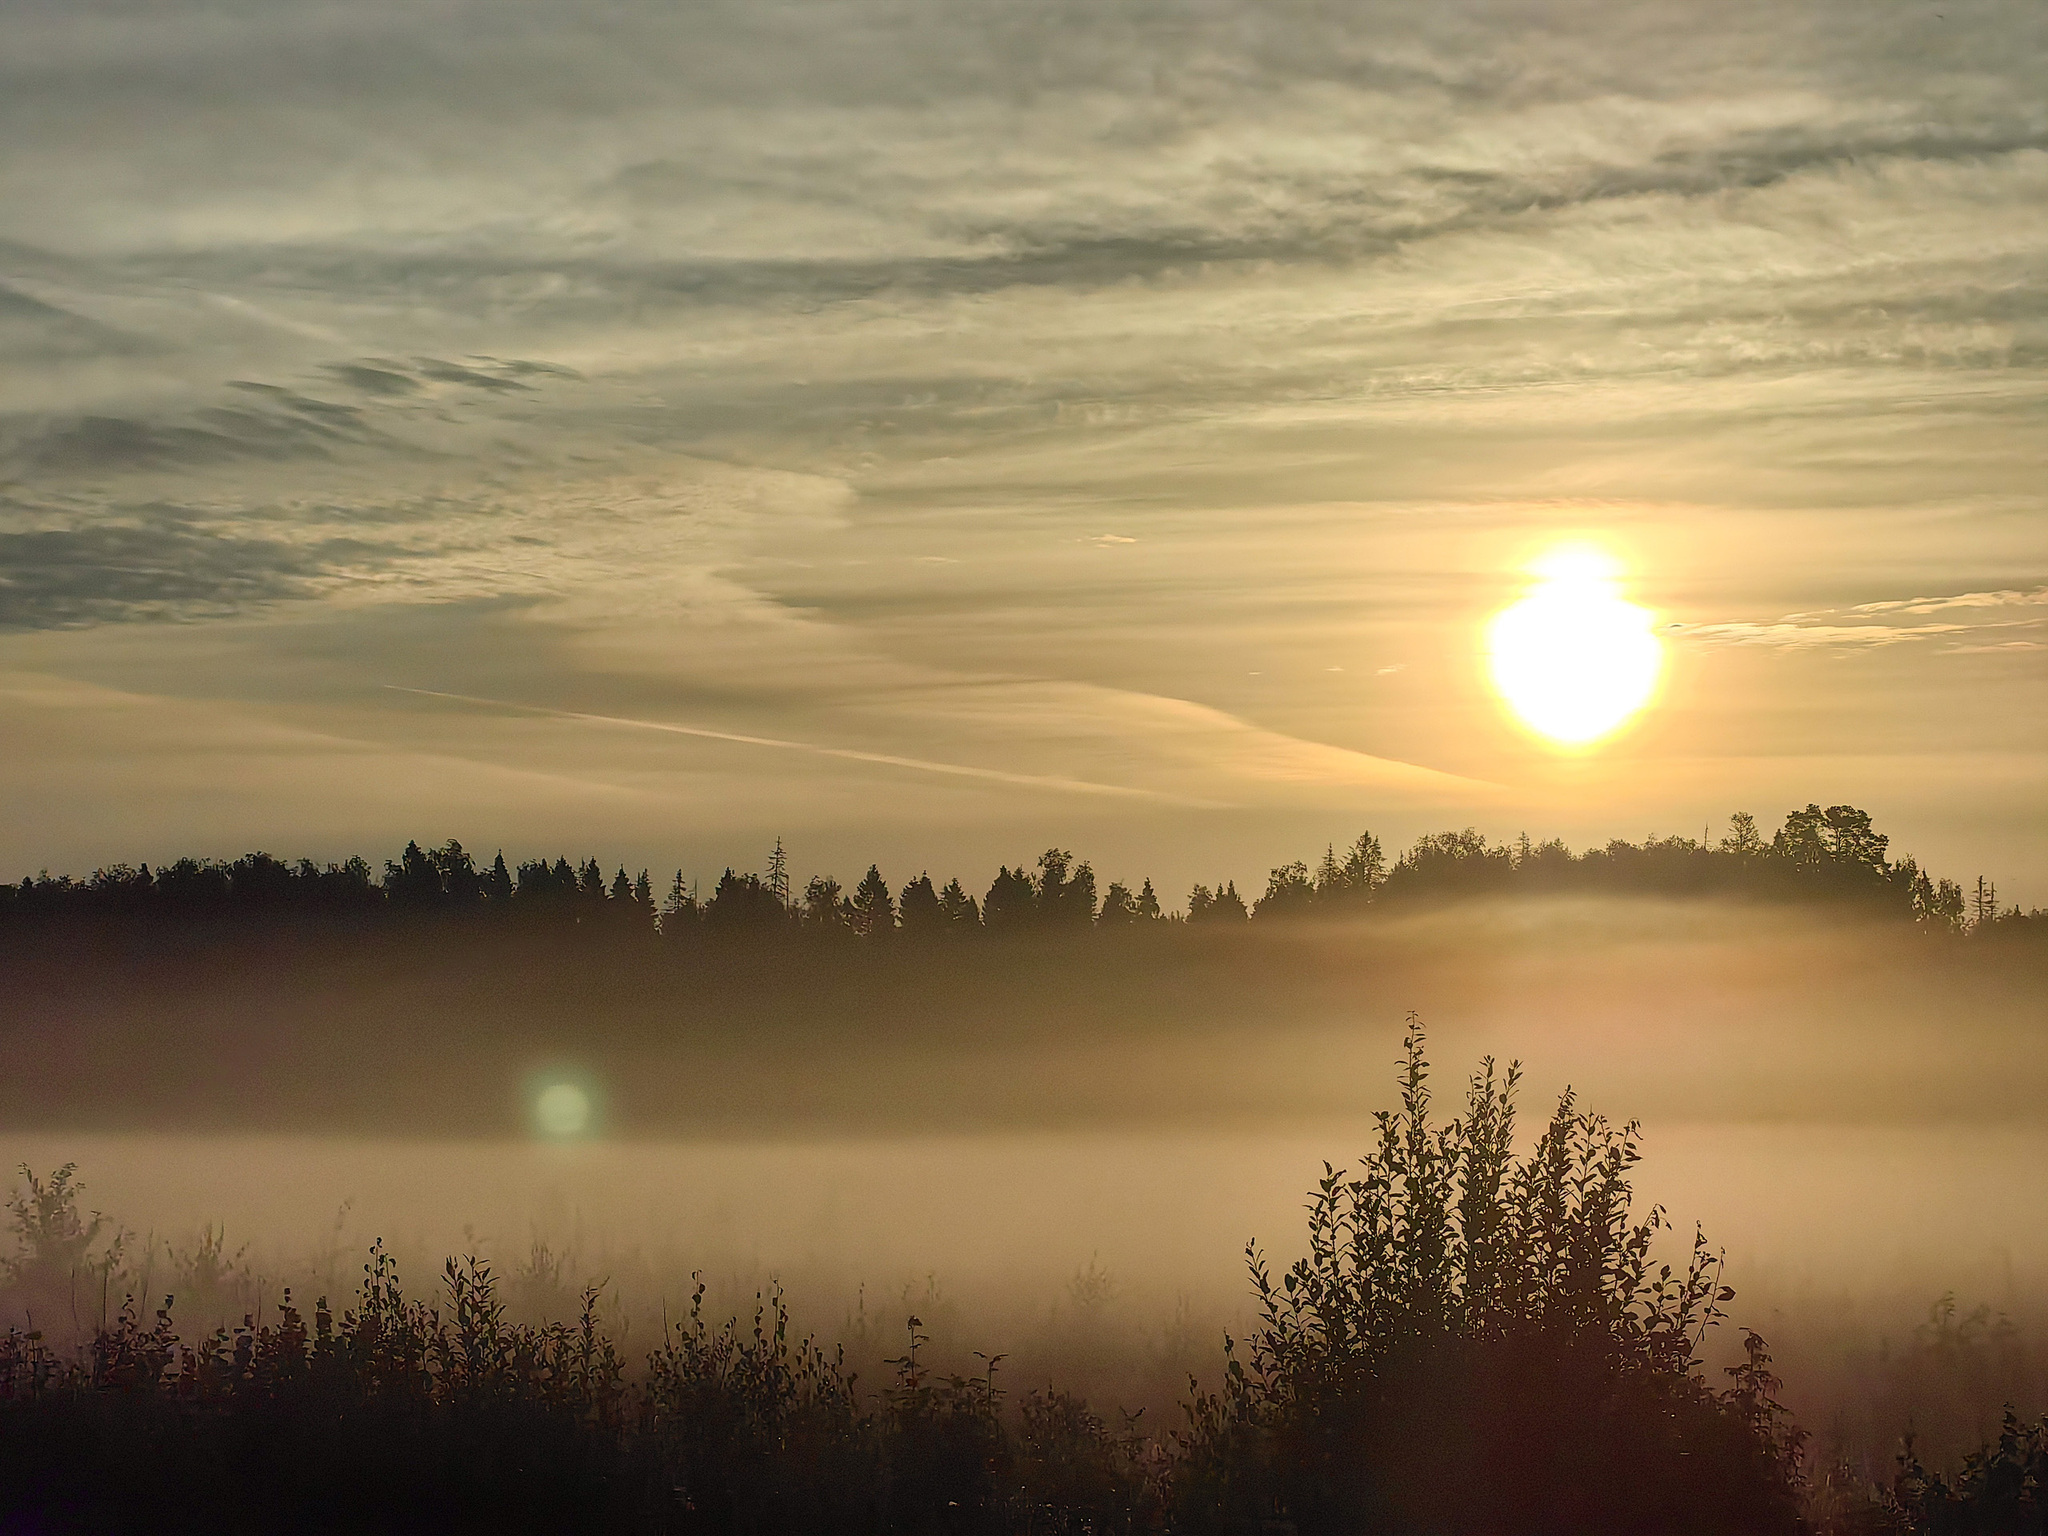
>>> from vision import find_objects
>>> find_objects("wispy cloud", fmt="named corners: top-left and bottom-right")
top-left (1685, 586), bottom-right (2048, 650)
top-left (1682, 621), bottom-right (1968, 649)
top-left (386, 685), bottom-right (1214, 805)
top-left (1847, 585), bottom-right (2048, 617)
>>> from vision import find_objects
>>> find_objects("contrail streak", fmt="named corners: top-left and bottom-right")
top-left (385, 686), bottom-right (1215, 804)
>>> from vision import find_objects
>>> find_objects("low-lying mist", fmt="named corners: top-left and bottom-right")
top-left (6, 897), bottom-right (2046, 1472)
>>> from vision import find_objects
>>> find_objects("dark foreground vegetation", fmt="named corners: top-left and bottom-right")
top-left (4, 1028), bottom-right (2039, 1534)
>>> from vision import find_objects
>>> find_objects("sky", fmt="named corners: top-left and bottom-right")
top-left (1, 0), bottom-right (2043, 903)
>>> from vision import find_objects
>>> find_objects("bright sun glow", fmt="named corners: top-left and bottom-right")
top-left (1487, 545), bottom-right (1663, 746)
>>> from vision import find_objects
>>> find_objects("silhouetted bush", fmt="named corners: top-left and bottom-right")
top-left (1885, 1411), bottom-right (2048, 1534)
top-left (1170, 1020), bottom-right (1809, 1536)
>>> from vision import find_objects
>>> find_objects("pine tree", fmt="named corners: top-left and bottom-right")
top-left (484, 852), bottom-right (513, 904)
top-left (898, 873), bottom-right (943, 936)
top-left (1339, 832), bottom-right (1385, 899)
top-left (850, 864), bottom-right (895, 938)
top-left (767, 838), bottom-right (790, 910)
top-left (937, 878), bottom-right (980, 931)
top-left (660, 869), bottom-right (697, 937)
top-left (1972, 875), bottom-right (1999, 929)
top-left (983, 866), bottom-right (1035, 931)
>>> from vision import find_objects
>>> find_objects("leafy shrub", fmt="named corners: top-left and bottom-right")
top-left (1171, 1018), bottom-right (1809, 1536)
top-left (1886, 1411), bottom-right (2048, 1535)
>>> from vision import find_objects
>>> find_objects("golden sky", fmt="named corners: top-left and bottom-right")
top-left (0, 0), bottom-right (2042, 900)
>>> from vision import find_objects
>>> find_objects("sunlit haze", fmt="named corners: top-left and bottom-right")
top-left (2, 5), bottom-right (2046, 1529)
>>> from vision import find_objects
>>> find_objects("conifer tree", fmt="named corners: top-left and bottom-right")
top-left (850, 864), bottom-right (895, 938)
top-left (983, 866), bottom-right (1035, 931)
top-left (659, 869), bottom-right (697, 936)
top-left (484, 852), bottom-right (513, 904)
top-left (937, 877), bottom-right (980, 931)
top-left (898, 873), bottom-right (944, 936)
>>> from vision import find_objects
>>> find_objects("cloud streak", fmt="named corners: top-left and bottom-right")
top-left (386, 686), bottom-right (1219, 805)
top-left (1692, 586), bottom-right (2048, 650)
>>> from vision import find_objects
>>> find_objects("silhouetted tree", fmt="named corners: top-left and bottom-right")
top-left (431, 841), bottom-right (481, 905)
top-left (1314, 833), bottom-right (1385, 908)
top-left (1134, 877), bottom-right (1163, 922)
top-left (802, 874), bottom-right (848, 932)
top-left (577, 858), bottom-right (608, 915)
top-left (659, 869), bottom-right (698, 937)
top-left (937, 877), bottom-right (981, 932)
top-left (384, 840), bottom-right (443, 908)
top-left (1097, 882), bottom-right (1138, 927)
top-left (703, 869), bottom-right (785, 937)
top-left (898, 873), bottom-right (944, 937)
top-left (850, 865), bottom-right (895, 939)
top-left (1255, 861), bottom-right (1315, 920)
top-left (1034, 849), bottom-right (1097, 927)
top-left (484, 852), bottom-right (513, 905)
top-left (1188, 881), bottom-right (1247, 923)
top-left (1720, 811), bottom-right (1766, 858)
top-left (1972, 876), bottom-right (1999, 929)
top-left (1378, 829), bottom-right (1513, 903)
top-left (983, 866), bottom-right (1035, 933)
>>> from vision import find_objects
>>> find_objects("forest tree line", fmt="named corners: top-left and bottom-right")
top-left (2, 803), bottom-right (2038, 944)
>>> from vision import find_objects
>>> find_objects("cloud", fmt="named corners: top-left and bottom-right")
top-left (323, 362), bottom-right (419, 396)
top-left (386, 685), bottom-right (1209, 804)
top-left (1848, 585), bottom-right (2048, 617)
top-left (1694, 585), bottom-right (2048, 650)
top-left (0, 518), bottom-right (398, 629)
top-left (412, 358), bottom-right (530, 393)
top-left (1682, 621), bottom-right (1969, 649)
top-left (0, 280), bottom-right (144, 361)
top-left (1, 390), bottom-right (389, 478)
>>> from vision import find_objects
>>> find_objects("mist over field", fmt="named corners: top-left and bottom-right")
top-left (9, 896), bottom-right (2045, 1474)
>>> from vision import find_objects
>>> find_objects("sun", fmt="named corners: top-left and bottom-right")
top-left (1486, 545), bottom-right (1663, 747)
